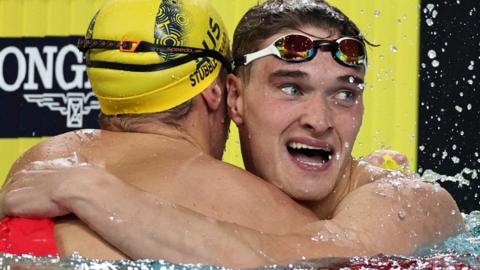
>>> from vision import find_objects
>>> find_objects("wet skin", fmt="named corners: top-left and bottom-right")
top-left (229, 25), bottom-right (365, 202)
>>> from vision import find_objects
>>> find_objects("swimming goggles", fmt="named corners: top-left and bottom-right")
top-left (234, 34), bottom-right (367, 69)
top-left (77, 38), bottom-right (233, 73)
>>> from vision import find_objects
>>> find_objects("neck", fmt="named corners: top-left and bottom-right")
top-left (120, 100), bottom-right (214, 156)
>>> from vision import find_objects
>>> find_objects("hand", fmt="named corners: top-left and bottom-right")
top-left (363, 149), bottom-right (409, 173)
top-left (1, 156), bottom-right (114, 219)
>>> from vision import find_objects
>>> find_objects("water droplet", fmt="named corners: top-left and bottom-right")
top-left (428, 50), bottom-right (437, 59)
top-left (455, 106), bottom-right (463, 113)
top-left (451, 156), bottom-right (460, 164)
top-left (451, 210), bottom-right (456, 215)
top-left (374, 10), bottom-right (380, 17)
top-left (468, 64), bottom-right (474, 70)
top-left (419, 145), bottom-right (425, 151)
top-left (431, 60), bottom-right (440, 67)
top-left (426, 18), bottom-right (434, 26)
top-left (433, 183), bottom-right (441, 192)
top-left (467, 79), bottom-right (473, 85)
top-left (467, 104), bottom-right (472, 110)
top-left (390, 45), bottom-right (398, 53)
top-left (398, 209), bottom-right (407, 220)
top-left (426, 4), bottom-right (435, 11)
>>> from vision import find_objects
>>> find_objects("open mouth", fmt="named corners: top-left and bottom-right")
top-left (287, 142), bottom-right (334, 167)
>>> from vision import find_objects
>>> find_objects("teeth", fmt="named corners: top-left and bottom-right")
top-left (288, 142), bottom-right (330, 151)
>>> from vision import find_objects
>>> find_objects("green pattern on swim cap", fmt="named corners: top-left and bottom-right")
top-left (86, 10), bottom-right (99, 39)
top-left (154, 0), bottom-right (188, 61)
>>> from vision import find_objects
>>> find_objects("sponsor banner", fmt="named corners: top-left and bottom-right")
top-left (0, 36), bottom-right (99, 138)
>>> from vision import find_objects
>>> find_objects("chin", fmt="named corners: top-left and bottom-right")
top-left (282, 184), bottom-right (333, 202)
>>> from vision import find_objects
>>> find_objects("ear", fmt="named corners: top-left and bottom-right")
top-left (200, 80), bottom-right (223, 112)
top-left (226, 74), bottom-right (245, 125)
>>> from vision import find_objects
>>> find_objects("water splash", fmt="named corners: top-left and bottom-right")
top-left (0, 253), bottom-right (228, 270)
top-left (27, 152), bottom-right (89, 170)
top-left (418, 168), bottom-right (478, 187)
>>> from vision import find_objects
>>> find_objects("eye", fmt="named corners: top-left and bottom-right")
top-left (335, 90), bottom-right (355, 101)
top-left (280, 84), bottom-right (301, 96)
top-left (333, 90), bottom-right (360, 107)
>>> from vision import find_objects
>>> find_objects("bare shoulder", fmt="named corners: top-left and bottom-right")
top-left (6, 129), bottom-right (101, 179)
top-left (333, 176), bottom-right (464, 255)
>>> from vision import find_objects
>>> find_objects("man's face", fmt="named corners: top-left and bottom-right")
top-left (229, 26), bottom-right (365, 201)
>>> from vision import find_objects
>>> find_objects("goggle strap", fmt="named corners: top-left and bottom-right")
top-left (78, 38), bottom-right (215, 54)
top-left (87, 51), bottom-right (232, 73)
top-left (78, 38), bottom-right (232, 73)
top-left (243, 46), bottom-right (280, 66)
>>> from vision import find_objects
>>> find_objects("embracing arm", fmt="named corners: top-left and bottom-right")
top-left (2, 165), bottom-right (464, 268)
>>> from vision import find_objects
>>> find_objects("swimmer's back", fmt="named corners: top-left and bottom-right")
top-left (7, 129), bottom-right (317, 259)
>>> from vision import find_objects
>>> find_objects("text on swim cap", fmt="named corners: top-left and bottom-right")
top-left (190, 17), bottom-right (227, 87)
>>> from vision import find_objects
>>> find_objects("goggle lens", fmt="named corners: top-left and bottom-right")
top-left (336, 38), bottom-right (365, 66)
top-left (276, 35), bottom-right (316, 61)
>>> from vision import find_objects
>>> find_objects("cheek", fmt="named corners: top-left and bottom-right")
top-left (336, 107), bottom-right (363, 141)
top-left (254, 101), bottom-right (297, 133)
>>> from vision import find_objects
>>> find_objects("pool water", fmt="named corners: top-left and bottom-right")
top-left (1, 212), bottom-right (480, 269)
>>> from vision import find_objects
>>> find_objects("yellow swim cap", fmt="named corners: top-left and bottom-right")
top-left (81, 0), bottom-right (230, 115)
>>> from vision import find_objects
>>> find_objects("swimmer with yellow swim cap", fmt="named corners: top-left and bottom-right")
top-left (1, 0), bottom-right (461, 267)
top-left (2, 0), bottom-right (241, 258)
top-left (82, 0), bottom-right (231, 115)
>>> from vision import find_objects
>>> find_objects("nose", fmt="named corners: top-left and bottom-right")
top-left (299, 98), bottom-right (333, 134)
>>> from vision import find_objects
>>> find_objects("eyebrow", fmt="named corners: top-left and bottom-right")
top-left (269, 70), bottom-right (309, 80)
top-left (268, 70), bottom-right (365, 85)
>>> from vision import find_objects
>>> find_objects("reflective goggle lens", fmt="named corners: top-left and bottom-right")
top-left (273, 34), bottom-right (365, 67)
top-left (336, 38), bottom-right (365, 66)
top-left (275, 35), bottom-right (316, 61)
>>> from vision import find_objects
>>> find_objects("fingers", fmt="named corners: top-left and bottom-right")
top-left (1, 169), bottom-right (69, 218)
top-left (363, 149), bottom-right (410, 173)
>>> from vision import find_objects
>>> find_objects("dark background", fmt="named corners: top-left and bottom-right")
top-left (418, 1), bottom-right (480, 213)
top-left (0, 37), bottom-right (99, 137)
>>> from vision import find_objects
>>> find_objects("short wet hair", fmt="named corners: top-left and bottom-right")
top-left (233, 0), bottom-right (365, 77)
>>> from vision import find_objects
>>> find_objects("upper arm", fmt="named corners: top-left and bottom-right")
top-left (261, 179), bottom-right (464, 262)
top-left (330, 178), bottom-right (464, 255)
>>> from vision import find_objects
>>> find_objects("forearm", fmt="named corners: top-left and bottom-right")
top-left (61, 176), bottom-right (270, 267)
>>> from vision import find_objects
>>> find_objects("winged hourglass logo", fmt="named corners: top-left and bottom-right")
top-left (23, 92), bottom-right (100, 128)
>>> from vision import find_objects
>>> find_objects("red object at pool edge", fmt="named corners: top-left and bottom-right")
top-left (0, 217), bottom-right (58, 256)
